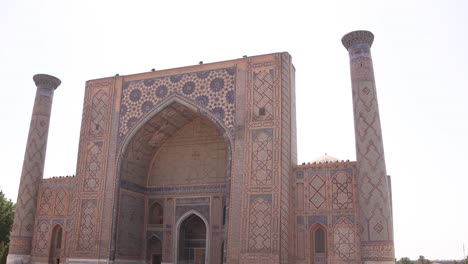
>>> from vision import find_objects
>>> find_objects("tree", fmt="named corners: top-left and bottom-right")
top-left (0, 190), bottom-right (15, 264)
top-left (417, 255), bottom-right (432, 264)
top-left (463, 256), bottom-right (468, 264)
top-left (398, 257), bottom-right (414, 264)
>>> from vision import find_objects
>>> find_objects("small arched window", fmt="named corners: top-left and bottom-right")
top-left (149, 202), bottom-right (163, 225)
top-left (314, 227), bottom-right (325, 253)
top-left (310, 224), bottom-right (327, 263)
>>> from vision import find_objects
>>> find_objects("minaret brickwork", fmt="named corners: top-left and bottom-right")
top-left (342, 31), bottom-right (395, 263)
top-left (8, 74), bottom-right (61, 264)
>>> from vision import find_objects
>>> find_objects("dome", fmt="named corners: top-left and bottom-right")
top-left (313, 153), bottom-right (338, 163)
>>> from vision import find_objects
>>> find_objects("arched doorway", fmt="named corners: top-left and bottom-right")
top-left (147, 236), bottom-right (162, 264)
top-left (177, 213), bottom-right (207, 264)
top-left (310, 224), bottom-right (327, 264)
top-left (49, 225), bottom-right (63, 264)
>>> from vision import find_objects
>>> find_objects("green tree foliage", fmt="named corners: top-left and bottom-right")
top-left (417, 255), bottom-right (432, 264)
top-left (398, 257), bottom-right (414, 264)
top-left (0, 242), bottom-right (8, 264)
top-left (0, 190), bottom-right (15, 264)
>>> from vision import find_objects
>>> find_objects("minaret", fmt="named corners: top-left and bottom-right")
top-left (8, 74), bottom-right (61, 264)
top-left (342, 31), bottom-right (395, 263)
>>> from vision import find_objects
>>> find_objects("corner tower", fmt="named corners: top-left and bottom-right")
top-left (8, 74), bottom-right (61, 264)
top-left (342, 31), bottom-right (395, 263)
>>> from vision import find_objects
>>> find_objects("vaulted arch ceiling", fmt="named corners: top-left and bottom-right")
top-left (120, 101), bottom-right (226, 186)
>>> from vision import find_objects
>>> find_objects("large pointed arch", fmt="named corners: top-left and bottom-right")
top-left (120, 95), bottom-right (233, 153)
top-left (110, 96), bottom-right (232, 261)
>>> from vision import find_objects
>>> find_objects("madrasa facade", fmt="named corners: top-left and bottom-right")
top-left (7, 30), bottom-right (395, 264)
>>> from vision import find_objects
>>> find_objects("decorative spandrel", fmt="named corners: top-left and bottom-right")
top-left (118, 67), bottom-right (236, 143)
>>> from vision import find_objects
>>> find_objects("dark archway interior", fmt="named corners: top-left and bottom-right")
top-left (147, 236), bottom-right (162, 264)
top-left (49, 225), bottom-right (63, 264)
top-left (178, 214), bottom-right (206, 264)
top-left (311, 226), bottom-right (327, 264)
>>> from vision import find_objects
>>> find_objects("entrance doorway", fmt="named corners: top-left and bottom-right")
top-left (310, 225), bottom-right (327, 264)
top-left (49, 225), bottom-right (63, 264)
top-left (178, 214), bottom-right (207, 264)
top-left (147, 236), bottom-right (162, 264)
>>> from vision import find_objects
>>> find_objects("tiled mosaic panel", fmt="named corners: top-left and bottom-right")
top-left (309, 175), bottom-right (326, 210)
top-left (88, 90), bottom-right (109, 135)
top-left (248, 197), bottom-right (272, 253)
top-left (331, 171), bottom-right (353, 210)
top-left (38, 188), bottom-right (54, 216)
top-left (33, 220), bottom-right (50, 256)
top-left (54, 188), bottom-right (67, 216)
top-left (333, 217), bottom-right (355, 260)
top-left (252, 70), bottom-right (274, 121)
top-left (83, 141), bottom-right (103, 192)
top-left (361, 241), bottom-right (395, 260)
top-left (119, 67), bottom-right (236, 142)
top-left (77, 199), bottom-right (97, 251)
top-left (251, 130), bottom-right (273, 186)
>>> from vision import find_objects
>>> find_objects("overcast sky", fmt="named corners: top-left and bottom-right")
top-left (1, 0), bottom-right (467, 261)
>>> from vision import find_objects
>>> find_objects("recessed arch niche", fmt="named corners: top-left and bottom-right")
top-left (114, 100), bottom-right (230, 263)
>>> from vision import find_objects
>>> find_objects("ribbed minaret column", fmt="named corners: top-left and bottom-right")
top-left (8, 74), bottom-right (61, 264)
top-left (342, 31), bottom-right (395, 263)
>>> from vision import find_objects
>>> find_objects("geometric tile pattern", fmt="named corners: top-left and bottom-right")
top-left (331, 171), bottom-right (353, 210)
top-left (83, 141), bottom-right (103, 192)
top-left (38, 188), bottom-right (54, 216)
top-left (251, 130), bottom-right (273, 186)
top-left (361, 241), bottom-right (395, 261)
top-left (352, 58), bottom-right (392, 243)
top-left (88, 90), bottom-right (109, 135)
top-left (77, 200), bottom-right (97, 251)
top-left (54, 188), bottom-right (67, 216)
top-left (279, 52), bottom-right (292, 264)
top-left (252, 70), bottom-right (274, 121)
top-left (333, 217), bottom-right (355, 260)
top-left (309, 175), bottom-right (326, 210)
top-left (248, 197), bottom-right (272, 253)
top-left (33, 220), bottom-right (50, 256)
top-left (119, 67), bottom-right (236, 142)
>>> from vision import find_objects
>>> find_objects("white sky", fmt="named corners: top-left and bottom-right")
top-left (1, 0), bottom-right (467, 261)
